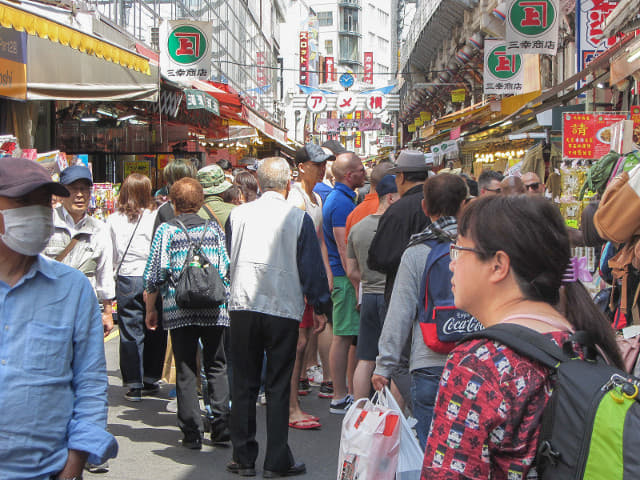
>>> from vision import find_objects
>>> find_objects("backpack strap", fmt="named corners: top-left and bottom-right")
top-left (202, 203), bottom-right (222, 227)
top-left (463, 323), bottom-right (570, 370)
top-left (422, 239), bottom-right (451, 312)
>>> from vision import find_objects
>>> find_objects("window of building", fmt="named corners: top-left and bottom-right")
top-left (342, 9), bottom-right (359, 32)
top-left (325, 39), bottom-right (333, 55)
top-left (339, 36), bottom-right (359, 62)
top-left (318, 11), bottom-right (333, 26)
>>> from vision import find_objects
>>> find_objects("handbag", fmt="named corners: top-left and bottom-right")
top-left (594, 162), bottom-right (640, 244)
top-left (337, 390), bottom-right (400, 480)
top-left (173, 219), bottom-right (226, 309)
top-left (385, 387), bottom-right (422, 480)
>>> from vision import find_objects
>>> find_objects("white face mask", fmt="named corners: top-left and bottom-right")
top-left (0, 205), bottom-right (54, 256)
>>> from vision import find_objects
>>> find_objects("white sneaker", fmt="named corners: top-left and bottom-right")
top-left (166, 399), bottom-right (178, 413)
top-left (306, 365), bottom-right (323, 386)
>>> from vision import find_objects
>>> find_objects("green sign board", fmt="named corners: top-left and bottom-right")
top-left (185, 89), bottom-right (220, 116)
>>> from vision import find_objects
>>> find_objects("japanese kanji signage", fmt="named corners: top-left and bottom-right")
top-left (0, 27), bottom-right (26, 100)
top-left (299, 32), bottom-right (310, 86)
top-left (363, 52), bottom-right (374, 84)
top-left (451, 88), bottom-right (466, 102)
top-left (160, 20), bottom-right (212, 81)
top-left (185, 89), bottom-right (220, 115)
top-left (506, 0), bottom-right (559, 55)
top-left (562, 112), bottom-right (626, 159)
top-left (483, 39), bottom-right (524, 95)
top-left (325, 57), bottom-right (336, 82)
top-left (336, 92), bottom-right (357, 114)
top-left (306, 93), bottom-right (327, 113)
top-left (577, 0), bottom-right (619, 82)
top-left (365, 93), bottom-right (387, 114)
top-left (318, 118), bottom-right (382, 133)
top-left (256, 51), bottom-right (267, 87)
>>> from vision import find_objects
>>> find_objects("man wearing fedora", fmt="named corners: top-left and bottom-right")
top-left (368, 150), bottom-right (431, 303)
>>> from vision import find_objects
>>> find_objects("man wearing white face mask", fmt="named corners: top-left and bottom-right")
top-left (44, 165), bottom-right (116, 337)
top-left (0, 157), bottom-right (118, 480)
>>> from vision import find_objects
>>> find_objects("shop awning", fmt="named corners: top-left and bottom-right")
top-left (0, 0), bottom-right (158, 101)
top-left (242, 105), bottom-right (292, 152)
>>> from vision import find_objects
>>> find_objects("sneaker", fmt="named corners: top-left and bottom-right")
top-left (298, 377), bottom-right (311, 396)
top-left (166, 399), bottom-right (178, 413)
top-left (329, 394), bottom-right (353, 414)
top-left (124, 388), bottom-right (142, 402)
top-left (182, 435), bottom-right (202, 450)
top-left (306, 365), bottom-right (323, 386)
top-left (85, 461), bottom-right (109, 473)
top-left (142, 382), bottom-right (160, 396)
top-left (318, 381), bottom-right (334, 399)
top-left (256, 392), bottom-right (267, 406)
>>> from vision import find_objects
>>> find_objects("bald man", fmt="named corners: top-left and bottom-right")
top-left (322, 152), bottom-right (366, 413)
top-left (522, 171), bottom-right (545, 195)
top-left (500, 176), bottom-right (526, 195)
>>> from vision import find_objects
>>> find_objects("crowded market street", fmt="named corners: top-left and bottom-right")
top-left (92, 328), bottom-right (341, 480)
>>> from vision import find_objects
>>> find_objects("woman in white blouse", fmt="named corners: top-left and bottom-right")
top-left (107, 173), bottom-right (165, 402)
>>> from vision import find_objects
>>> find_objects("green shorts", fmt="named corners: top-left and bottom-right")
top-left (331, 276), bottom-right (360, 336)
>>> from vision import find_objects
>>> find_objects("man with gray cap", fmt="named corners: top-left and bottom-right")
top-left (197, 164), bottom-right (235, 228)
top-left (44, 164), bottom-right (115, 337)
top-left (0, 157), bottom-right (118, 480)
top-left (368, 150), bottom-right (430, 303)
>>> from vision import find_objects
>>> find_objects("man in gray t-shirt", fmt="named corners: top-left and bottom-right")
top-left (346, 175), bottom-right (398, 400)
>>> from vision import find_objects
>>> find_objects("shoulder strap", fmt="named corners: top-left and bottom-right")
top-left (463, 323), bottom-right (570, 369)
top-left (175, 219), bottom-right (195, 247)
top-left (422, 240), bottom-right (451, 309)
top-left (55, 237), bottom-right (79, 262)
top-left (115, 212), bottom-right (143, 277)
top-left (203, 203), bottom-right (222, 226)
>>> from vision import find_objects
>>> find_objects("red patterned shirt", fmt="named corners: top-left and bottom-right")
top-left (421, 332), bottom-right (572, 480)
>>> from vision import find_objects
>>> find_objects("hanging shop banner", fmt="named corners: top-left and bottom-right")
top-left (355, 130), bottom-right (362, 148)
top-left (124, 160), bottom-right (151, 178)
top-left (299, 31), bottom-right (310, 86)
top-left (505, 0), bottom-right (559, 55)
top-left (576, 0), bottom-right (619, 83)
top-left (317, 118), bottom-right (382, 133)
top-left (160, 20), bottom-right (212, 82)
top-left (256, 51), bottom-right (267, 87)
top-left (185, 89), bottom-right (220, 115)
top-left (450, 126), bottom-right (462, 140)
top-left (325, 57), bottom-right (336, 82)
top-left (420, 111), bottom-right (431, 122)
top-left (432, 140), bottom-right (460, 157)
top-left (363, 52), bottom-right (374, 84)
top-left (365, 93), bottom-right (387, 114)
top-left (451, 88), bottom-right (466, 102)
top-left (484, 39), bottom-right (525, 95)
top-left (562, 112), bottom-right (627, 159)
top-left (408, 124), bottom-right (416, 133)
top-left (306, 93), bottom-right (328, 113)
top-left (631, 106), bottom-right (640, 143)
top-left (336, 92), bottom-right (357, 114)
top-left (0, 27), bottom-right (26, 100)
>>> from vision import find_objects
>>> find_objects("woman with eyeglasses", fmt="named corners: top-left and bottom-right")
top-left (421, 194), bottom-right (623, 479)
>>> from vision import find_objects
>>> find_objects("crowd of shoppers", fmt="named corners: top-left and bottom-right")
top-left (0, 145), bottom-right (626, 480)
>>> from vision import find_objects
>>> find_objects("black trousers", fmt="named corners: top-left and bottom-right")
top-left (117, 276), bottom-right (166, 387)
top-left (170, 324), bottom-right (225, 439)
top-left (229, 311), bottom-right (299, 472)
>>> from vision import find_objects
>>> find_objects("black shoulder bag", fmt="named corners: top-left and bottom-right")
top-left (173, 219), bottom-right (226, 309)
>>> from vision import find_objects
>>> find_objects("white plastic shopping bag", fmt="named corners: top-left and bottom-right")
top-left (385, 387), bottom-right (424, 480)
top-left (336, 391), bottom-right (401, 480)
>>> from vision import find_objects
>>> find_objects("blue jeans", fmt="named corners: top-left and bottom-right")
top-left (411, 366), bottom-right (444, 450)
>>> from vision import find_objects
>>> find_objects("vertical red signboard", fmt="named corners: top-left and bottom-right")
top-left (300, 32), bottom-right (309, 86)
top-left (363, 52), bottom-right (373, 84)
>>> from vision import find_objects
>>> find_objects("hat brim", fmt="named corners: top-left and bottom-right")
top-left (311, 152), bottom-right (335, 163)
top-left (204, 181), bottom-right (232, 195)
top-left (1, 181), bottom-right (70, 198)
top-left (388, 165), bottom-right (431, 173)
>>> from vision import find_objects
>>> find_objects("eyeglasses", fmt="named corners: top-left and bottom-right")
top-left (450, 244), bottom-right (483, 260)
top-left (525, 182), bottom-right (541, 190)
top-left (484, 187), bottom-right (501, 194)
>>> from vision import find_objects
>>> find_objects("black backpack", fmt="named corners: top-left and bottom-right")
top-left (173, 219), bottom-right (226, 309)
top-left (465, 324), bottom-right (640, 479)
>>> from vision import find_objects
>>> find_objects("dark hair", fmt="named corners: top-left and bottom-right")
top-left (118, 173), bottom-right (155, 221)
top-left (170, 177), bottom-right (204, 214)
top-left (477, 170), bottom-right (504, 191)
top-left (164, 159), bottom-right (196, 187)
top-left (403, 170), bottom-right (429, 183)
top-left (220, 185), bottom-right (243, 204)
top-left (217, 159), bottom-right (232, 172)
top-left (423, 173), bottom-right (468, 217)
top-left (370, 161), bottom-right (394, 188)
top-left (581, 200), bottom-right (604, 248)
top-left (459, 195), bottom-right (623, 369)
top-left (234, 171), bottom-right (259, 202)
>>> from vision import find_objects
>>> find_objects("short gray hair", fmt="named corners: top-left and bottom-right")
top-left (257, 157), bottom-right (291, 191)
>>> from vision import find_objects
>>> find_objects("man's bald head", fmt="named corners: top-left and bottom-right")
top-left (500, 176), bottom-right (525, 196)
top-left (521, 171), bottom-right (544, 195)
top-left (332, 152), bottom-right (358, 182)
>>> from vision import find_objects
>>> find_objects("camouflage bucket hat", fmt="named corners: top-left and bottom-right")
top-left (197, 164), bottom-right (232, 195)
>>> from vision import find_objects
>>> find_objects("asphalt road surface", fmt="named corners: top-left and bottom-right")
top-left (90, 328), bottom-right (342, 480)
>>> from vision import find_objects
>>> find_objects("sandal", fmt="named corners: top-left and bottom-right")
top-left (289, 418), bottom-right (321, 430)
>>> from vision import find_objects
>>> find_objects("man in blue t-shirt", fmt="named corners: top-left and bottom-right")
top-left (322, 151), bottom-right (366, 414)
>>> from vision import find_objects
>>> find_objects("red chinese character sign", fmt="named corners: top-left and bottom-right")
top-left (325, 57), bottom-right (336, 82)
top-left (336, 92), bottom-right (357, 114)
top-left (306, 93), bottom-right (327, 113)
top-left (300, 32), bottom-right (310, 87)
top-left (363, 52), bottom-right (374, 84)
top-left (483, 39), bottom-right (525, 95)
top-left (160, 20), bottom-right (212, 82)
top-left (506, 0), bottom-right (559, 54)
top-left (365, 93), bottom-right (387, 114)
top-left (562, 113), bottom-right (627, 159)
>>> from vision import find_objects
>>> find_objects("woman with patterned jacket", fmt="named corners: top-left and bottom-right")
top-left (144, 177), bottom-right (230, 450)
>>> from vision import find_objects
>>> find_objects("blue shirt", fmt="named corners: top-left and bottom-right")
top-left (0, 255), bottom-right (118, 480)
top-left (313, 181), bottom-right (333, 204)
top-left (322, 182), bottom-right (356, 276)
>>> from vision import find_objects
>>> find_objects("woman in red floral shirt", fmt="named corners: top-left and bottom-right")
top-left (421, 195), bottom-right (623, 480)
